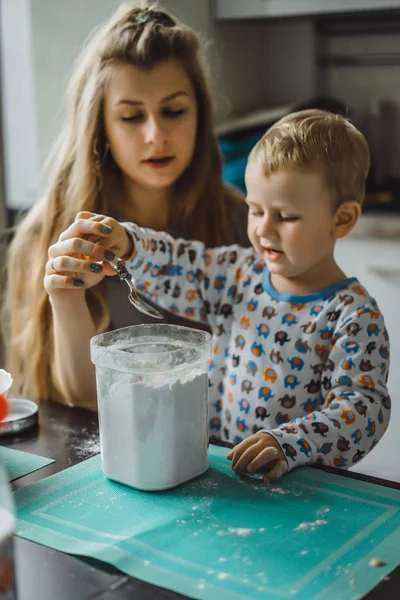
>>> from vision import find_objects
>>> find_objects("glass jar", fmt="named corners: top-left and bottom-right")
top-left (91, 324), bottom-right (212, 491)
top-left (0, 464), bottom-right (17, 599)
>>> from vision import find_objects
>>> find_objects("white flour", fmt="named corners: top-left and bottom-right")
top-left (229, 528), bottom-right (253, 536)
top-left (317, 506), bottom-right (331, 516)
top-left (98, 369), bottom-right (209, 490)
top-left (74, 432), bottom-right (101, 460)
top-left (295, 519), bottom-right (328, 531)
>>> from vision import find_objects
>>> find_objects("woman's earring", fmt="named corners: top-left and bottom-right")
top-left (93, 140), bottom-right (110, 181)
top-left (93, 140), bottom-right (101, 178)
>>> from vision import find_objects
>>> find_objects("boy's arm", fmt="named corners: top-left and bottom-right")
top-left (267, 304), bottom-right (391, 472)
top-left (122, 223), bottom-right (250, 328)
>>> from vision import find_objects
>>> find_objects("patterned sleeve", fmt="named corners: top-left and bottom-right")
top-left (122, 222), bottom-right (250, 328)
top-left (268, 302), bottom-right (391, 472)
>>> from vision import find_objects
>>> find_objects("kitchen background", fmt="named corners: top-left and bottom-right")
top-left (0, 0), bottom-right (399, 480)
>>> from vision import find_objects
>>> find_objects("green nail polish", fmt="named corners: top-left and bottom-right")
top-left (104, 250), bottom-right (115, 260)
top-left (91, 263), bottom-right (103, 273)
top-left (101, 225), bottom-right (112, 235)
top-left (73, 279), bottom-right (85, 287)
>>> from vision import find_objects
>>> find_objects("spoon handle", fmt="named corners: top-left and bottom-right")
top-left (110, 258), bottom-right (163, 320)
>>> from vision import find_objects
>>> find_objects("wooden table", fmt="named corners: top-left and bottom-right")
top-left (2, 400), bottom-right (399, 600)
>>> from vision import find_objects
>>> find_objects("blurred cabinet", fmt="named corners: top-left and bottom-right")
top-left (215, 0), bottom-right (400, 20)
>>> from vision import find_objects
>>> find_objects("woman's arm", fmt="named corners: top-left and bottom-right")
top-left (44, 216), bottom-right (116, 408)
top-left (50, 293), bottom-right (98, 409)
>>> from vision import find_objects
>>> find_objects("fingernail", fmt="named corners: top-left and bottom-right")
top-left (73, 279), bottom-right (85, 287)
top-left (104, 250), bottom-right (115, 260)
top-left (101, 225), bottom-right (112, 235)
top-left (247, 466), bottom-right (254, 473)
top-left (91, 263), bottom-right (103, 273)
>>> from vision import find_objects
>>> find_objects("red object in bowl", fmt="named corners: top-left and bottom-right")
top-left (0, 392), bottom-right (9, 422)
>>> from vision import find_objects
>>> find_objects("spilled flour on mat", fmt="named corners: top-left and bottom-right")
top-left (230, 528), bottom-right (253, 536)
top-left (216, 527), bottom-right (254, 537)
top-left (295, 519), bottom-right (328, 531)
top-left (317, 506), bottom-right (331, 516)
top-left (271, 487), bottom-right (288, 495)
top-left (268, 486), bottom-right (301, 497)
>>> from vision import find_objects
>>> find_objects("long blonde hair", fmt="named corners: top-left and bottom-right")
top-left (3, 3), bottom-right (240, 401)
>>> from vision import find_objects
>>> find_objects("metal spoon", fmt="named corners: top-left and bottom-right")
top-left (110, 257), bottom-right (163, 320)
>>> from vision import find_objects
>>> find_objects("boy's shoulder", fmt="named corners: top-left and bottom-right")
top-left (262, 276), bottom-right (386, 329)
top-left (319, 278), bottom-right (387, 333)
top-left (331, 278), bottom-right (381, 312)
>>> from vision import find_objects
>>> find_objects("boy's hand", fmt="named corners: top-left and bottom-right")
top-left (227, 432), bottom-right (288, 483)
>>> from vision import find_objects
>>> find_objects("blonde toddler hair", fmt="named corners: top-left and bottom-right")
top-left (249, 109), bottom-right (371, 206)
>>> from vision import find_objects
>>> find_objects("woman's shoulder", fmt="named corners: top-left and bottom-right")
top-left (223, 186), bottom-right (250, 247)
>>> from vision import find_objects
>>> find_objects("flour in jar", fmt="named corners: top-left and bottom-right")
top-left (97, 367), bottom-right (209, 491)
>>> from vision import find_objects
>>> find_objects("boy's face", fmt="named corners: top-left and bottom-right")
top-left (245, 161), bottom-right (340, 289)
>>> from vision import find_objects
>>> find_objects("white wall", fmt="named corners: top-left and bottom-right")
top-left (0, 0), bottom-right (39, 210)
top-left (0, 0), bottom-right (125, 209)
top-left (31, 0), bottom-right (123, 165)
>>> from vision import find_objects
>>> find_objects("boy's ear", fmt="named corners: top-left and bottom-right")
top-left (333, 201), bottom-right (361, 239)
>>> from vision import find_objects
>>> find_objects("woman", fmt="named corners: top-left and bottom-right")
top-left (4, 3), bottom-right (248, 408)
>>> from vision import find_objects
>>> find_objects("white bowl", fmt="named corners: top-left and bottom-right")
top-left (0, 369), bottom-right (13, 396)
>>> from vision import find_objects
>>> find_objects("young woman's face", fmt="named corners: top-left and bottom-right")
top-left (103, 60), bottom-right (198, 191)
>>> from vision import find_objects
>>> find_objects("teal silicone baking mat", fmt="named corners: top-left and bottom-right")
top-left (14, 445), bottom-right (400, 600)
top-left (0, 445), bottom-right (54, 482)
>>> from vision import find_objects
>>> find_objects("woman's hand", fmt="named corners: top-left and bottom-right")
top-left (227, 432), bottom-right (288, 483)
top-left (44, 212), bottom-right (133, 302)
